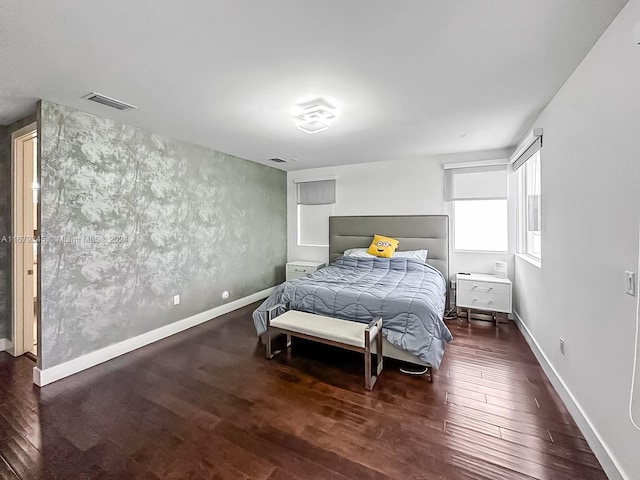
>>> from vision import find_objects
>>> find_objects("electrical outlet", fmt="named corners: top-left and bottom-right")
top-left (560, 338), bottom-right (565, 356)
top-left (625, 271), bottom-right (636, 296)
top-left (173, 294), bottom-right (180, 305)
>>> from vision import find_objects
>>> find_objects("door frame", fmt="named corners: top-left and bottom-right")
top-left (11, 122), bottom-right (38, 358)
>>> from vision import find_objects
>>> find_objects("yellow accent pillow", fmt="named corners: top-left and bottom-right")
top-left (367, 234), bottom-right (399, 258)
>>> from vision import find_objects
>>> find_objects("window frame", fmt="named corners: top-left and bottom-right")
top-left (517, 150), bottom-right (542, 265)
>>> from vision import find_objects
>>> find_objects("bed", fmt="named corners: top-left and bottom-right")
top-left (252, 215), bottom-right (453, 371)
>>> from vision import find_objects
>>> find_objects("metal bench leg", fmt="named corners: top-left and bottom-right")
top-left (364, 317), bottom-right (383, 391)
top-left (266, 304), bottom-right (286, 359)
top-left (365, 341), bottom-right (372, 390)
top-left (265, 328), bottom-right (272, 359)
top-left (376, 323), bottom-right (383, 376)
top-left (285, 333), bottom-right (292, 360)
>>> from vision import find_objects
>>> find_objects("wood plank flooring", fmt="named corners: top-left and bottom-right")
top-left (0, 303), bottom-right (607, 479)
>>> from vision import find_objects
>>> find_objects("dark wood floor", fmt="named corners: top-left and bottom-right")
top-left (0, 303), bottom-right (606, 480)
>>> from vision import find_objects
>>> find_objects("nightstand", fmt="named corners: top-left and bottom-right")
top-left (286, 260), bottom-right (326, 281)
top-left (456, 273), bottom-right (512, 327)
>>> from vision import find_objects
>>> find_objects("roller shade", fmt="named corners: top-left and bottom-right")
top-left (297, 179), bottom-right (336, 205)
top-left (444, 165), bottom-right (507, 201)
top-left (513, 137), bottom-right (542, 171)
top-left (511, 128), bottom-right (543, 171)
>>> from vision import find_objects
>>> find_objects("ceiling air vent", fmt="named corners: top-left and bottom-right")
top-left (270, 158), bottom-right (297, 164)
top-left (82, 92), bottom-right (137, 111)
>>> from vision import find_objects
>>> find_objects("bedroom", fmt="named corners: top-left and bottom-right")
top-left (0, 1), bottom-right (639, 479)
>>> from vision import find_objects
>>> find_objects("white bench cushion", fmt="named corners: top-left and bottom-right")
top-left (270, 310), bottom-right (369, 348)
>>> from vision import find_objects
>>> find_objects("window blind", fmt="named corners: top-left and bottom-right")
top-left (512, 137), bottom-right (542, 171)
top-left (297, 179), bottom-right (336, 205)
top-left (444, 165), bottom-right (507, 201)
top-left (511, 128), bottom-right (543, 171)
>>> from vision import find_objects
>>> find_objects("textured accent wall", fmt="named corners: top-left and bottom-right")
top-left (40, 101), bottom-right (286, 368)
top-left (0, 126), bottom-right (10, 340)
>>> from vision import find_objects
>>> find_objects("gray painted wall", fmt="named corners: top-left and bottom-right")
top-left (0, 126), bottom-right (10, 340)
top-left (40, 101), bottom-right (286, 368)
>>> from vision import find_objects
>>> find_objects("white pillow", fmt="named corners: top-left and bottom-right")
top-left (344, 248), bottom-right (428, 263)
top-left (395, 249), bottom-right (429, 262)
top-left (343, 248), bottom-right (374, 258)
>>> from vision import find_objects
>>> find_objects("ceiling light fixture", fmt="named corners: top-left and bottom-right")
top-left (296, 121), bottom-right (330, 134)
top-left (298, 105), bottom-right (335, 122)
top-left (294, 98), bottom-right (337, 134)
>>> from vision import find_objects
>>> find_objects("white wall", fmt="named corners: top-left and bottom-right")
top-left (287, 148), bottom-right (515, 292)
top-left (513, 1), bottom-right (640, 478)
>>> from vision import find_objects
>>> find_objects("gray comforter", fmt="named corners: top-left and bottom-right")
top-left (252, 256), bottom-right (452, 368)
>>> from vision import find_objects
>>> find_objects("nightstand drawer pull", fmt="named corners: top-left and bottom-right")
top-left (473, 299), bottom-right (493, 305)
top-left (472, 285), bottom-right (493, 292)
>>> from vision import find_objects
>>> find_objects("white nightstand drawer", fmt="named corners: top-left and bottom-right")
top-left (286, 264), bottom-right (317, 275)
top-left (287, 272), bottom-right (309, 281)
top-left (286, 261), bottom-right (325, 281)
top-left (457, 289), bottom-right (511, 313)
top-left (457, 279), bottom-right (511, 296)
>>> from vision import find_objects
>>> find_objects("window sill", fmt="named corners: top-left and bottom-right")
top-left (515, 253), bottom-right (541, 269)
top-left (453, 249), bottom-right (510, 255)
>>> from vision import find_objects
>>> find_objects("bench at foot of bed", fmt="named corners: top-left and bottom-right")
top-left (265, 307), bottom-right (383, 391)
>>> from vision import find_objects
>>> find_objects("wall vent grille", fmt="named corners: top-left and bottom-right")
top-left (82, 92), bottom-right (137, 111)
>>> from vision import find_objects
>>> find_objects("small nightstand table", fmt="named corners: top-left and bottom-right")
top-left (286, 260), bottom-right (326, 281)
top-left (456, 273), bottom-right (512, 327)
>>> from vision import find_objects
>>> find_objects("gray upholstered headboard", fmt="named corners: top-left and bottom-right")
top-left (328, 215), bottom-right (450, 283)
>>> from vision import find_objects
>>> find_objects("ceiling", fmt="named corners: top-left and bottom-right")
top-left (0, 0), bottom-right (628, 171)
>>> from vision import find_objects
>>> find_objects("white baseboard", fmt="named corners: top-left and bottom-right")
top-left (513, 311), bottom-right (624, 480)
top-left (33, 287), bottom-right (275, 388)
top-left (0, 338), bottom-right (12, 352)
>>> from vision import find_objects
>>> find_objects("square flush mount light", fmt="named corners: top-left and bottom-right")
top-left (296, 121), bottom-right (329, 134)
top-left (298, 105), bottom-right (335, 122)
top-left (294, 98), bottom-right (337, 134)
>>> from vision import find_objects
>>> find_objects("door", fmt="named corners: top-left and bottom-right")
top-left (11, 123), bottom-right (38, 358)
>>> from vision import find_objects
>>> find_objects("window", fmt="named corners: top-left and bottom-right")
top-left (445, 164), bottom-right (508, 252)
top-left (511, 128), bottom-right (542, 262)
top-left (454, 199), bottom-right (508, 252)
top-left (296, 179), bottom-right (336, 247)
top-left (518, 151), bottom-right (541, 260)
